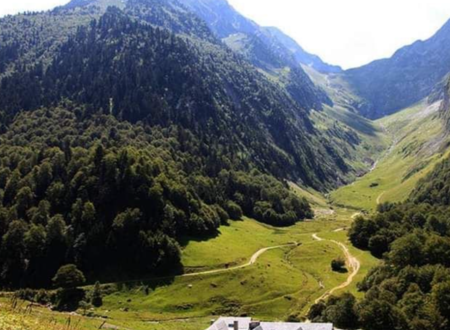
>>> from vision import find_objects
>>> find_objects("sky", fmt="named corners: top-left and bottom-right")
top-left (1, 1), bottom-right (450, 69)
top-left (0, 1), bottom-right (70, 17)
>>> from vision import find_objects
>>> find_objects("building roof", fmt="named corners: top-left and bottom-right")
top-left (206, 317), bottom-right (252, 330)
top-left (255, 322), bottom-right (333, 330)
top-left (206, 318), bottom-right (333, 330)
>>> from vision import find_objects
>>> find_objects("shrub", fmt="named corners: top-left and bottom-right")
top-left (52, 264), bottom-right (86, 289)
top-left (331, 257), bottom-right (346, 272)
top-left (225, 201), bottom-right (243, 220)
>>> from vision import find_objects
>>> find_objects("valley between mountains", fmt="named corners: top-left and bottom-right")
top-left (3, 0), bottom-right (450, 329)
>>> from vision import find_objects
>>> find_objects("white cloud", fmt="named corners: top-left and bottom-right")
top-left (227, 0), bottom-right (450, 69)
top-left (0, 0), bottom-right (69, 18)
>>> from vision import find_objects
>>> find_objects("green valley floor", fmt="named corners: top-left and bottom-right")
top-left (0, 204), bottom-right (379, 330)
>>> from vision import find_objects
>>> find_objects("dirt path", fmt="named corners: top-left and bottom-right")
top-left (312, 234), bottom-right (361, 304)
top-left (106, 243), bottom-right (298, 287)
top-left (181, 243), bottom-right (298, 278)
top-left (376, 191), bottom-right (385, 205)
top-left (311, 233), bottom-right (323, 241)
top-left (351, 212), bottom-right (361, 219)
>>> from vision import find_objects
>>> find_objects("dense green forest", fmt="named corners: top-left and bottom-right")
top-left (0, 105), bottom-right (312, 288)
top-left (0, 3), bottom-right (355, 190)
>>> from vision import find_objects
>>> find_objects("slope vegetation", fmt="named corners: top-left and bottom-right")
top-left (330, 99), bottom-right (449, 210)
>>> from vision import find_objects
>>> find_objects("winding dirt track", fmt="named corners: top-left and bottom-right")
top-left (376, 191), bottom-right (386, 205)
top-left (312, 234), bottom-right (361, 303)
top-left (351, 212), bottom-right (362, 219)
top-left (181, 243), bottom-right (298, 278)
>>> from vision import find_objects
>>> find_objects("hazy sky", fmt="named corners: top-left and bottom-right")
top-left (0, 1), bottom-right (69, 17)
top-left (1, 0), bottom-right (450, 69)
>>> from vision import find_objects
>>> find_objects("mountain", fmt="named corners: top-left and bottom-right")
top-left (0, 0), bottom-right (364, 288)
top-left (180, 0), bottom-right (341, 74)
top-left (439, 79), bottom-right (450, 129)
top-left (177, 0), bottom-right (386, 176)
top-left (0, 0), bottom-right (350, 187)
top-left (345, 19), bottom-right (450, 119)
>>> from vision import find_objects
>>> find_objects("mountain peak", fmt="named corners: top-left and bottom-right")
top-left (62, 0), bottom-right (126, 10)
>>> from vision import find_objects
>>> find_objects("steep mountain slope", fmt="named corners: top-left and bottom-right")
top-left (180, 0), bottom-right (386, 176)
top-left (0, 0), bottom-right (371, 289)
top-left (0, 1), bottom-right (353, 189)
top-left (301, 65), bottom-right (389, 175)
top-left (345, 19), bottom-right (450, 119)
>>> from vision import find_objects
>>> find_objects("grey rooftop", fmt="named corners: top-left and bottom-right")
top-left (206, 317), bottom-right (333, 330)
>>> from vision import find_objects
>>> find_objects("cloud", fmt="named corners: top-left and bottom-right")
top-left (0, 0), bottom-right (69, 17)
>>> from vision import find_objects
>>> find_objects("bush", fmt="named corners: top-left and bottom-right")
top-left (53, 264), bottom-right (86, 289)
top-left (225, 201), bottom-right (243, 220)
top-left (331, 257), bottom-right (346, 272)
top-left (54, 287), bottom-right (85, 311)
top-left (35, 289), bottom-right (52, 305)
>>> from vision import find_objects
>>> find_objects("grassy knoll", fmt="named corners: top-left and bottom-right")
top-left (330, 100), bottom-right (449, 211)
top-left (288, 241), bottom-right (347, 305)
top-left (100, 247), bottom-right (315, 321)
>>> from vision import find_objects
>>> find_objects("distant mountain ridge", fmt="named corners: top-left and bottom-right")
top-left (180, 0), bottom-right (341, 74)
top-left (345, 19), bottom-right (450, 119)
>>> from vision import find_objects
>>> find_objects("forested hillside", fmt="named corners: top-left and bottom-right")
top-left (0, 103), bottom-right (316, 288)
top-left (179, 0), bottom-right (381, 178)
top-left (0, 0), bottom-right (358, 289)
top-left (0, 0), bottom-right (359, 190)
top-left (3, 1), bottom-right (450, 329)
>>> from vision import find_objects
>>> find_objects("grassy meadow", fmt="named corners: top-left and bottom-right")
top-left (0, 205), bottom-right (379, 330)
top-left (79, 208), bottom-right (378, 326)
